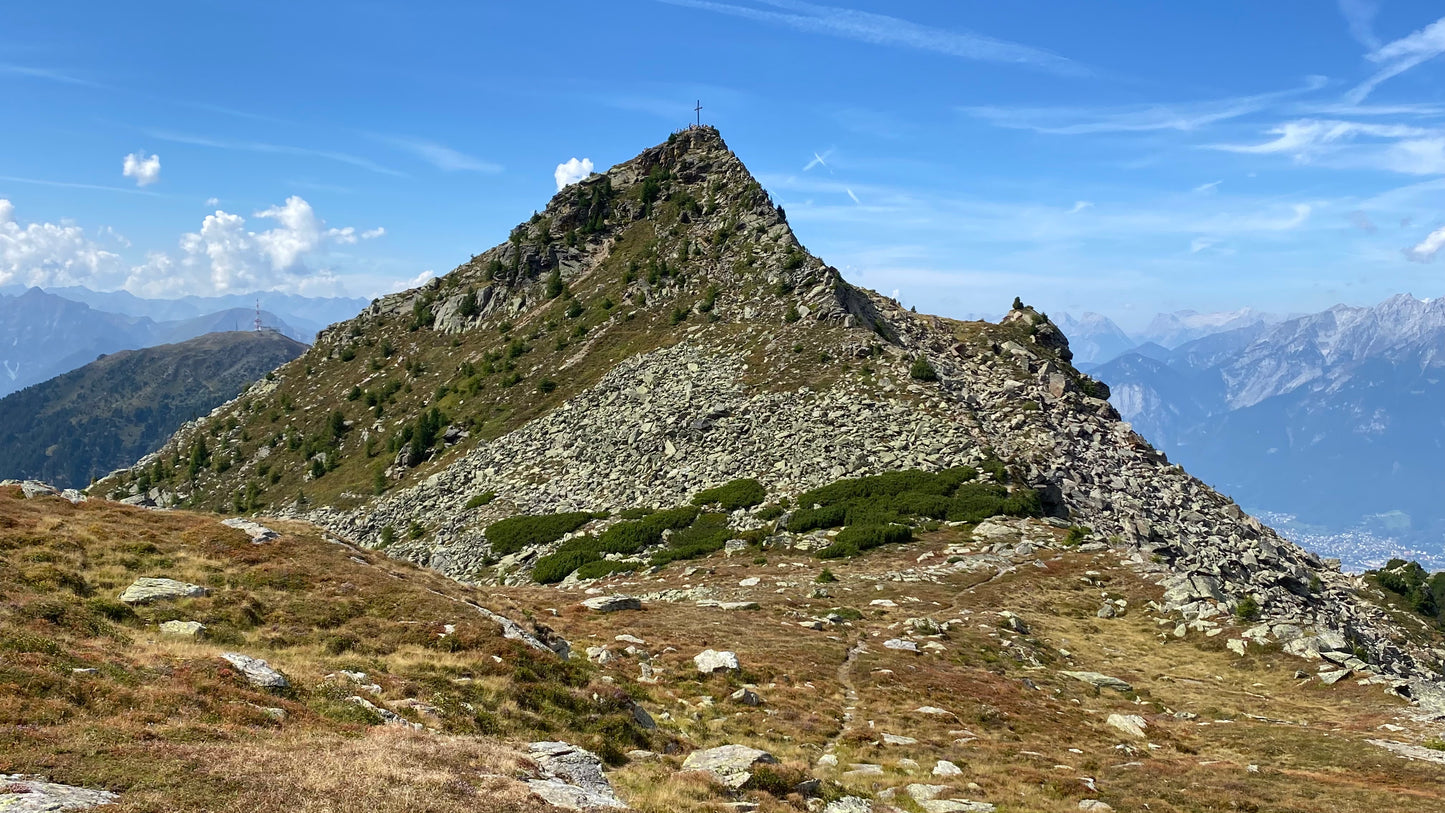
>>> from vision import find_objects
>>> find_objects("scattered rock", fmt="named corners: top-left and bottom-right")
top-left (158, 620), bottom-right (205, 638)
top-left (0, 774), bottom-right (118, 811)
top-left (580, 595), bottom-right (642, 613)
top-left (1105, 713), bottom-right (1147, 739)
top-left (920, 801), bottom-right (995, 813)
top-left (681, 744), bottom-right (779, 789)
top-left (694, 649), bottom-right (740, 674)
top-left (118, 577), bottom-right (209, 605)
top-left (1079, 801), bottom-right (1114, 812)
top-left (997, 611), bottom-right (1029, 634)
top-left (883, 733), bottom-right (919, 746)
top-left (528, 741), bottom-right (626, 810)
top-left (221, 517), bottom-right (279, 544)
top-left (1060, 670), bottom-right (1133, 692)
top-left (823, 798), bottom-right (874, 813)
top-left (731, 688), bottom-right (763, 706)
top-left (933, 760), bottom-right (963, 776)
top-left (883, 638), bottom-right (919, 652)
top-left (219, 652), bottom-right (289, 691)
top-left (347, 696), bottom-right (423, 729)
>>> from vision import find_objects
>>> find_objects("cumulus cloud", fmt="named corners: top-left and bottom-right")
top-left (1405, 224), bottom-right (1445, 261)
top-left (122, 152), bottom-right (161, 187)
top-left (205, 197), bottom-right (220, 207)
top-left (555, 157), bottom-right (594, 190)
top-left (0, 199), bottom-right (126, 288)
top-left (126, 196), bottom-right (379, 296)
top-left (380, 269), bottom-right (435, 296)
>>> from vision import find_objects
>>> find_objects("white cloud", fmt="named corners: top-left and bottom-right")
top-left (962, 77), bottom-right (1327, 136)
top-left (656, 0), bottom-right (1087, 77)
top-left (126, 195), bottom-right (374, 296)
top-left (1338, 0), bottom-right (1381, 49)
top-left (205, 197), bottom-right (220, 207)
top-left (0, 199), bottom-right (127, 289)
top-left (804, 150), bottom-right (831, 171)
top-left (361, 227), bottom-right (386, 239)
top-left (845, 187), bottom-right (861, 205)
top-left (1348, 15), bottom-right (1445, 102)
top-left (554, 157), bottom-right (595, 191)
top-left (1190, 237), bottom-right (1218, 253)
top-left (121, 152), bottom-right (161, 187)
top-left (1404, 224), bottom-right (1445, 261)
top-left (374, 136), bottom-right (501, 172)
top-left (147, 130), bottom-right (405, 177)
top-left (1193, 180), bottom-right (1222, 193)
top-left (1067, 200), bottom-right (1093, 214)
top-left (381, 269), bottom-right (435, 296)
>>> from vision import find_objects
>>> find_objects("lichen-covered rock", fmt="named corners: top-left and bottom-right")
top-left (527, 741), bottom-right (626, 810)
top-left (158, 620), bottom-right (205, 638)
top-left (219, 652), bottom-right (289, 691)
top-left (681, 744), bottom-right (779, 789)
top-left (0, 774), bottom-right (117, 811)
top-left (693, 649), bottom-right (739, 674)
top-left (118, 577), bottom-right (209, 605)
top-left (580, 595), bottom-right (641, 613)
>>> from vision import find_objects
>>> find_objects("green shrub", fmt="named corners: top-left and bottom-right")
top-left (533, 506), bottom-right (703, 583)
top-left (815, 569), bottom-right (838, 583)
top-left (818, 523), bottom-right (912, 559)
top-left (1234, 595), bottom-right (1260, 622)
top-left (652, 512), bottom-right (731, 566)
top-left (1064, 525), bottom-right (1091, 546)
top-left (910, 355), bottom-right (939, 381)
top-left (692, 478), bottom-right (766, 510)
top-left (485, 512), bottom-right (594, 556)
top-left (464, 491), bottom-right (497, 510)
top-left (573, 559), bottom-right (639, 581)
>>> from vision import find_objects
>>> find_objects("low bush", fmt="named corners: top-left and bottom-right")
top-left (464, 491), bottom-right (497, 510)
top-left (818, 524), bottom-right (912, 559)
top-left (485, 512), bottom-right (595, 556)
top-left (692, 478), bottom-right (766, 510)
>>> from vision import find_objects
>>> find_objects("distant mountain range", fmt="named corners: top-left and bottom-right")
top-left (0, 286), bottom-right (365, 399)
top-left (1057, 308), bottom-right (1291, 365)
top-left (1091, 294), bottom-right (1445, 569)
top-left (0, 330), bottom-right (305, 488)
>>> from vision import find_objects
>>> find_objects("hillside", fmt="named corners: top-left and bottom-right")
top-left (1094, 294), bottom-right (1445, 568)
top-left (0, 331), bottom-right (305, 489)
top-left (0, 287), bottom-right (315, 399)
top-left (98, 127), bottom-right (1445, 705)
top-left (7, 484), bottom-right (1445, 812)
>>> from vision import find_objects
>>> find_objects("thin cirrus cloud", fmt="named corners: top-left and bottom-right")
top-left (1338, 0), bottom-right (1382, 50)
top-left (371, 136), bottom-right (501, 173)
top-left (145, 130), bottom-right (407, 178)
top-left (961, 77), bottom-right (1328, 136)
top-left (1347, 14), bottom-right (1445, 103)
top-left (655, 0), bottom-right (1087, 76)
top-left (0, 62), bottom-right (103, 88)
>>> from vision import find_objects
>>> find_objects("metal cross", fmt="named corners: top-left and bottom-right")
top-left (694, 100), bottom-right (702, 127)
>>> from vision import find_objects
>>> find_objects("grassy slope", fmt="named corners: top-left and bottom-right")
top-left (0, 331), bottom-right (305, 489)
top-left (0, 486), bottom-right (658, 812)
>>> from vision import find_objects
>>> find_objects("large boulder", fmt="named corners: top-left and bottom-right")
top-left (220, 652), bottom-right (290, 691)
top-left (681, 744), bottom-right (779, 789)
top-left (1059, 670), bottom-right (1133, 693)
top-left (158, 620), bottom-right (206, 638)
top-left (0, 774), bottom-right (118, 810)
top-left (527, 741), bottom-right (626, 810)
top-left (119, 577), bottom-right (209, 605)
top-left (221, 517), bottom-right (279, 544)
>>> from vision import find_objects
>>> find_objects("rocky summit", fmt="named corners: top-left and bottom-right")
top-left (56, 127), bottom-right (1445, 810)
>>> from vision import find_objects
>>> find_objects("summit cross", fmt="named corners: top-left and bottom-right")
top-left (694, 100), bottom-right (702, 127)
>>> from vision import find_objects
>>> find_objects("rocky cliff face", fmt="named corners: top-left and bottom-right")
top-left (100, 128), bottom-right (1445, 701)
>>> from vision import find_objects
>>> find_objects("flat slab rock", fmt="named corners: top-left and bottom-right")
top-left (118, 577), bottom-right (209, 605)
top-left (1059, 670), bottom-right (1133, 692)
top-left (527, 741), bottom-right (625, 810)
top-left (220, 517), bottom-right (279, 544)
top-left (220, 652), bottom-right (289, 691)
top-left (681, 744), bottom-right (778, 789)
top-left (0, 774), bottom-right (117, 811)
top-left (580, 595), bottom-right (642, 613)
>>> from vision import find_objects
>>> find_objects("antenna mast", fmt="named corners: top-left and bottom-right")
top-left (254, 299), bottom-right (262, 332)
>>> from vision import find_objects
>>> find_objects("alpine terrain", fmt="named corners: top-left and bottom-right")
top-left (5, 128), bottom-right (1445, 812)
top-left (0, 330), bottom-right (306, 489)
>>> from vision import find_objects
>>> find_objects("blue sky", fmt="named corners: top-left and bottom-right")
top-left (4, 1), bottom-right (1445, 328)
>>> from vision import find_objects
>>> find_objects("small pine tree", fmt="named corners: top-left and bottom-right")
top-left (910, 356), bottom-right (939, 381)
top-left (545, 269), bottom-right (564, 299)
top-left (1012, 296), bottom-right (1025, 311)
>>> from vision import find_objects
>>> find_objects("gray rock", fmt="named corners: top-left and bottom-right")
top-left (221, 517), bottom-right (279, 544)
top-left (347, 696), bottom-right (424, 729)
top-left (1105, 713), bottom-right (1147, 739)
top-left (220, 652), bottom-right (289, 691)
top-left (528, 741), bottom-right (626, 810)
top-left (883, 638), bottom-right (919, 652)
top-left (119, 577), bottom-right (209, 605)
top-left (1079, 801), bottom-right (1114, 812)
top-left (920, 802), bottom-right (995, 813)
top-left (580, 595), bottom-right (642, 612)
top-left (0, 774), bottom-right (118, 811)
top-left (158, 620), bottom-right (205, 638)
top-left (1060, 670), bottom-right (1133, 692)
top-left (681, 744), bottom-right (779, 789)
top-left (933, 759), bottom-right (963, 776)
top-left (731, 687), bottom-right (763, 706)
top-left (823, 798), bottom-right (874, 813)
top-left (694, 648), bottom-right (740, 674)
